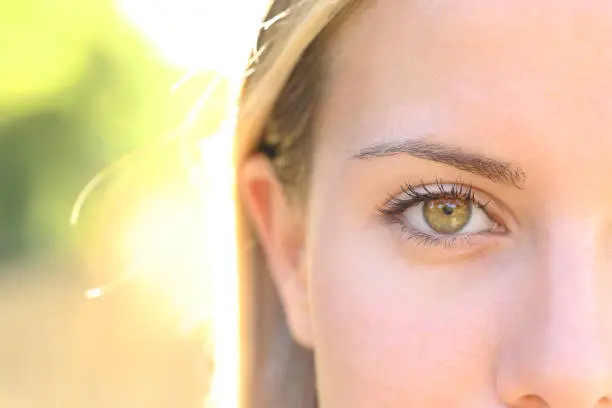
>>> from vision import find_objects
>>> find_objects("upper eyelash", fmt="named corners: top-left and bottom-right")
top-left (377, 177), bottom-right (489, 217)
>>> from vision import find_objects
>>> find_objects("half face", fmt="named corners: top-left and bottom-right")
top-left (303, 1), bottom-right (612, 407)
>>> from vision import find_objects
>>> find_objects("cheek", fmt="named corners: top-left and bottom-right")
top-left (306, 211), bottom-right (527, 407)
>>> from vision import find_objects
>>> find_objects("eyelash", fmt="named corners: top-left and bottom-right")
top-left (377, 178), bottom-right (502, 249)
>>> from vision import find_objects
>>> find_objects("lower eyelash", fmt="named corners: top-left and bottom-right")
top-left (383, 215), bottom-right (476, 249)
top-left (398, 223), bottom-right (476, 249)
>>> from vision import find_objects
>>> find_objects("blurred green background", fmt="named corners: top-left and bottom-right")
top-left (0, 1), bottom-right (225, 406)
top-left (0, 0), bottom-right (212, 261)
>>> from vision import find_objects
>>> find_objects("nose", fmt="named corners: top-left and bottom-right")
top-left (496, 226), bottom-right (612, 408)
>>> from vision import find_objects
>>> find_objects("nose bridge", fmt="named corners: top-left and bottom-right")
top-left (497, 220), bottom-right (612, 407)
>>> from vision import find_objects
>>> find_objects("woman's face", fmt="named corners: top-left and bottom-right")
top-left (308, 0), bottom-right (612, 407)
top-left (243, 0), bottom-right (612, 407)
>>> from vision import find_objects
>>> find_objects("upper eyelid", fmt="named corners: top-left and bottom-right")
top-left (400, 182), bottom-right (475, 202)
top-left (378, 181), bottom-right (504, 223)
top-left (384, 181), bottom-right (477, 206)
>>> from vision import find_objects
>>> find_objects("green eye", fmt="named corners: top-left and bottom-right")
top-left (423, 197), bottom-right (471, 234)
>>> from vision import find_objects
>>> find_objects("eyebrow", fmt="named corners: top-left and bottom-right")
top-left (352, 138), bottom-right (527, 188)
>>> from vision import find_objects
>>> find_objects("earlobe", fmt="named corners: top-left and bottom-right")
top-left (238, 154), bottom-right (314, 348)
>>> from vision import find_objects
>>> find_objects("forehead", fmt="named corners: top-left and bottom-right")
top-left (315, 0), bottom-right (612, 177)
top-left (327, 0), bottom-right (612, 77)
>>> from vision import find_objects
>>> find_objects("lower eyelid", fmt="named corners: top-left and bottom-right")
top-left (395, 207), bottom-right (511, 251)
top-left (399, 225), bottom-right (510, 255)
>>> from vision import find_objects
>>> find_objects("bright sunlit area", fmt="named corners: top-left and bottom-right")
top-left (0, 0), bottom-right (267, 407)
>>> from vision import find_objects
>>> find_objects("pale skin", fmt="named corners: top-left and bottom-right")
top-left (240, 0), bottom-right (612, 407)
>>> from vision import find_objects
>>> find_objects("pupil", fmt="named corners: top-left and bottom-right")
top-left (442, 205), bottom-right (454, 215)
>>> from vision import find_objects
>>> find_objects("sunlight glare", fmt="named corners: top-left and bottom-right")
top-left (85, 287), bottom-right (103, 299)
top-left (109, 1), bottom-right (269, 407)
top-left (115, 0), bottom-right (266, 73)
top-left (198, 121), bottom-right (239, 408)
top-left (121, 194), bottom-right (210, 312)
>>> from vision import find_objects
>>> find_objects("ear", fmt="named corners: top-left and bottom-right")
top-left (238, 154), bottom-right (313, 348)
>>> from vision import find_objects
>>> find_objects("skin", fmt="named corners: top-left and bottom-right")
top-left (241, 0), bottom-right (612, 407)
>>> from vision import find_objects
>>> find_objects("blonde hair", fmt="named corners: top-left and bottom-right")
top-left (235, 1), bottom-right (358, 407)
